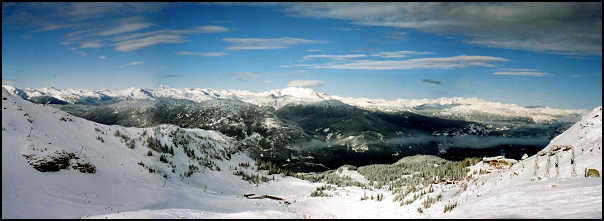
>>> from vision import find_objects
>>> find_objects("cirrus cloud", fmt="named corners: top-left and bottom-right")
top-left (288, 80), bottom-right (326, 88)
top-left (277, 2), bottom-right (602, 55)
top-left (120, 61), bottom-right (143, 68)
top-left (308, 55), bottom-right (508, 70)
top-left (177, 51), bottom-right (228, 57)
top-left (224, 37), bottom-right (325, 50)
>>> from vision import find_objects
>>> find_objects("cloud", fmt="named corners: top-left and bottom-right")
top-left (2, 79), bottom-right (17, 85)
top-left (107, 25), bottom-right (229, 52)
top-left (276, 3), bottom-right (602, 55)
top-left (280, 64), bottom-right (318, 68)
top-left (331, 27), bottom-right (361, 31)
top-left (95, 22), bottom-right (153, 36)
top-left (493, 68), bottom-right (552, 77)
top-left (120, 61), bottom-right (143, 68)
top-left (196, 25), bottom-right (229, 33)
top-left (160, 74), bottom-right (184, 78)
top-left (224, 37), bottom-right (325, 50)
top-left (57, 3), bottom-right (165, 21)
top-left (231, 72), bottom-right (262, 81)
top-left (264, 80), bottom-right (273, 84)
top-left (305, 49), bottom-right (324, 52)
top-left (288, 80), bottom-right (326, 87)
top-left (308, 55), bottom-right (508, 70)
top-left (370, 50), bottom-right (434, 58)
top-left (113, 34), bottom-right (187, 52)
top-left (4, 5), bottom-right (228, 53)
top-left (79, 41), bottom-right (103, 48)
top-left (493, 71), bottom-right (552, 77)
top-left (383, 31), bottom-right (407, 40)
top-left (98, 56), bottom-right (105, 59)
top-left (497, 68), bottom-right (539, 72)
top-left (34, 23), bottom-right (80, 32)
top-left (177, 51), bottom-right (228, 57)
top-left (301, 54), bottom-right (367, 60)
top-left (422, 79), bottom-right (441, 85)
top-left (68, 47), bottom-right (87, 56)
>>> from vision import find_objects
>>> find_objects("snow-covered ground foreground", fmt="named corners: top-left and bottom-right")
top-left (442, 105), bottom-right (602, 219)
top-left (2, 85), bottom-right (601, 219)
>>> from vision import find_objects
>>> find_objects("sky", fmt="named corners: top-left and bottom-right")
top-left (1, 2), bottom-right (602, 109)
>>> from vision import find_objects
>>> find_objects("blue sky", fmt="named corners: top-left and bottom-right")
top-left (2, 3), bottom-right (602, 109)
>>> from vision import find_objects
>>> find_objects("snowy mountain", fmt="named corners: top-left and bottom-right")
top-left (1, 86), bottom-right (269, 218)
top-left (2, 85), bottom-right (586, 125)
top-left (2, 84), bottom-right (579, 170)
top-left (2, 86), bottom-right (601, 218)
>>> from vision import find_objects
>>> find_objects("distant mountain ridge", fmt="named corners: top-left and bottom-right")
top-left (1, 85), bottom-right (586, 125)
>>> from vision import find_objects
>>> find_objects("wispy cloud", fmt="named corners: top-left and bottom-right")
top-left (383, 31), bottom-right (407, 41)
top-left (422, 79), bottom-right (441, 85)
top-left (231, 72), bottom-right (262, 81)
top-left (301, 54), bottom-right (367, 61)
top-left (498, 68), bottom-right (539, 72)
top-left (69, 47), bottom-right (87, 56)
top-left (57, 3), bottom-right (165, 21)
top-left (331, 27), bottom-right (361, 31)
top-left (492, 68), bottom-right (552, 77)
top-left (196, 25), bottom-right (229, 33)
top-left (109, 25), bottom-right (229, 52)
top-left (177, 51), bottom-right (228, 57)
top-left (224, 37), bottom-right (325, 50)
top-left (2, 79), bottom-right (18, 85)
top-left (114, 34), bottom-right (187, 52)
top-left (305, 49), bottom-right (324, 52)
top-left (370, 50), bottom-right (433, 58)
top-left (120, 61), bottom-right (144, 68)
top-left (160, 74), bottom-right (185, 78)
top-left (98, 56), bottom-right (105, 59)
top-left (277, 3), bottom-right (602, 55)
top-left (95, 22), bottom-right (153, 36)
top-left (34, 23), bottom-right (80, 32)
top-left (308, 55), bottom-right (508, 70)
top-left (79, 41), bottom-right (103, 48)
top-left (493, 71), bottom-right (552, 77)
top-left (288, 80), bottom-right (326, 88)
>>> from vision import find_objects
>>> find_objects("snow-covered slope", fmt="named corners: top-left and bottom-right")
top-left (2, 85), bottom-right (586, 124)
top-left (439, 106), bottom-right (602, 218)
top-left (0, 87), bottom-right (306, 218)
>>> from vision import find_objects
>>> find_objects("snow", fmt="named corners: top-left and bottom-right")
top-left (437, 106), bottom-right (602, 219)
top-left (2, 85), bottom-right (601, 219)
